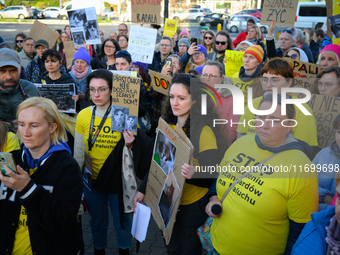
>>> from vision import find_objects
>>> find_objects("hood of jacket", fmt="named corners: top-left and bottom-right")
top-left (238, 65), bottom-right (262, 82)
top-left (289, 47), bottom-right (309, 62)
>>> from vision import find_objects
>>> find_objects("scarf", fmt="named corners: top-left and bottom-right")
top-left (238, 65), bottom-right (262, 82)
top-left (71, 65), bottom-right (89, 81)
top-left (326, 215), bottom-right (340, 255)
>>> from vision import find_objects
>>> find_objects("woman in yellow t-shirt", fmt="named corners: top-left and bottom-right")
top-left (0, 121), bottom-right (20, 153)
top-left (135, 74), bottom-right (228, 254)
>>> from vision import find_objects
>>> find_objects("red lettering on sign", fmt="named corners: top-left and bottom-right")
top-left (165, 126), bottom-right (177, 143)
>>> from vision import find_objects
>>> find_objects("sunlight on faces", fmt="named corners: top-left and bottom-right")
top-left (247, 28), bottom-right (256, 40)
top-left (104, 41), bottom-right (116, 56)
top-left (45, 56), bottom-right (61, 74)
top-left (193, 52), bottom-right (206, 66)
top-left (243, 53), bottom-right (259, 71)
top-left (317, 72), bottom-right (340, 97)
top-left (261, 72), bottom-right (292, 94)
top-left (170, 57), bottom-right (180, 74)
top-left (178, 43), bottom-right (188, 54)
top-left (320, 51), bottom-right (339, 67)
top-left (279, 32), bottom-right (294, 52)
top-left (74, 59), bottom-right (88, 73)
top-left (89, 78), bottom-right (111, 109)
top-left (170, 83), bottom-right (191, 119)
top-left (115, 57), bottom-right (131, 71)
top-left (0, 66), bottom-right (21, 91)
top-left (118, 38), bottom-right (128, 49)
top-left (61, 32), bottom-right (70, 42)
top-left (109, 32), bottom-right (117, 38)
top-left (16, 36), bottom-right (24, 48)
top-left (201, 65), bottom-right (223, 88)
top-left (23, 39), bottom-right (35, 55)
top-left (215, 34), bottom-right (228, 52)
top-left (36, 46), bottom-right (47, 58)
top-left (255, 102), bottom-right (293, 148)
top-left (287, 49), bottom-right (300, 60)
top-left (160, 39), bottom-right (172, 55)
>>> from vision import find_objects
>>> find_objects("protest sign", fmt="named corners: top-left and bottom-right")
top-left (64, 41), bottom-right (75, 67)
top-left (163, 18), bottom-right (178, 38)
top-left (110, 70), bottom-right (137, 77)
top-left (261, 0), bottom-right (298, 26)
top-left (28, 20), bottom-right (59, 50)
top-left (127, 25), bottom-right (157, 64)
top-left (285, 58), bottom-right (324, 90)
top-left (149, 70), bottom-right (171, 96)
top-left (111, 74), bottom-right (141, 135)
top-left (145, 118), bottom-right (193, 244)
top-left (35, 83), bottom-right (76, 113)
top-left (67, 7), bottom-right (101, 46)
top-left (131, 0), bottom-right (161, 23)
top-left (224, 50), bottom-right (244, 78)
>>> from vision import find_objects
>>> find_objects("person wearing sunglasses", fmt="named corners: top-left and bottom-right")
top-left (202, 30), bottom-right (215, 53)
top-left (13, 33), bottom-right (26, 53)
top-left (207, 30), bottom-right (233, 64)
top-left (200, 26), bottom-right (210, 42)
top-left (294, 29), bottom-right (314, 63)
top-left (237, 58), bottom-right (318, 149)
top-left (266, 21), bottom-right (296, 59)
top-left (90, 38), bottom-right (121, 70)
top-left (236, 40), bottom-right (253, 51)
top-left (283, 47), bottom-right (308, 62)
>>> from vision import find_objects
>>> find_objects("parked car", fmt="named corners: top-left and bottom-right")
top-left (30, 7), bottom-right (45, 19)
top-left (226, 15), bottom-right (268, 33)
top-left (232, 9), bottom-right (262, 19)
top-left (200, 13), bottom-right (230, 28)
top-left (0, 5), bottom-right (33, 20)
top-left (171, 8), bottom-right (206, 22)
top-left (203, 8), bottom-right (212, 14)
top-left (295, 2), bottom-right (326, 29)
top-left (43, 7), bottom-right (62, 18)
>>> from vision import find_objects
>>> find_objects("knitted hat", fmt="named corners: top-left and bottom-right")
top-left (178, 38), bottom-right (191, 49)
top-left (195, 65), bottom-right (204, 75)
top-left (179, 29), bottom-right (189, 38)
top-left (319, 44), bottom-right (340, 67)
top-left (132, 61), bottom-right (147, 72)
top-left (73, 47), bottom-right (91, 65)
top-left (201, 26), bottom-right (210, 31)
top-left (244, 45), bottom-right (264, 64)
top-left (196, 44), bottom-right (208, 58)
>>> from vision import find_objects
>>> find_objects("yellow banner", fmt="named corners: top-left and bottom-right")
top-left (224, 50), bottom-right (244, 78)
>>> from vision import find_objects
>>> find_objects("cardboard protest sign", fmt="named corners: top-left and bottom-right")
top-left (110, 71), bottom-right (138, 77)
top-left (35, 83), bottom-right (76, 113)
top-left (131, 0), bottom-right (161, 23)
top-left (67, 7), bottom-right (101, 46)
top-left (285, 58), bottom-right (324, 90)
top-left (149, 70), bottom-right (171, 96)
top-left (127, 25), bottom-right (157, 64)
top-left (224, 50), bottom-right (244, 78)
top-left (144, 118), bottom-right (193, 244)
top-left (163, 18), bottom-right (178, 38)
top-left (28, 20), bottom-right (59, 50)
top-left (111, 74), bottom-right (141, 135)
top-left (64, 41), bottom-right (75, 67)
top-left (261, 0), bottom-right (298, 26)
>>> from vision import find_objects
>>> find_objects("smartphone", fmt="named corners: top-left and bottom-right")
top-left (191, 37), bottom-right (198, 45)
top-left (0, 152), bottom-right (17, 177)
top-left (165, 57), bottom-right (172, 68)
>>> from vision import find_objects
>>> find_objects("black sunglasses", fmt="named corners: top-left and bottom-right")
top-left (215, 41), bottom-right (227, 45)
top-left (16, 40), bottom-right (23, 43)
top-left (282, 29), bottom-right (293, 35)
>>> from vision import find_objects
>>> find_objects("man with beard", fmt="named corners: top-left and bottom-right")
top-left (208, 30), bottom-right (233, 64)
top-left (0, 49), bottom-right (40, 130)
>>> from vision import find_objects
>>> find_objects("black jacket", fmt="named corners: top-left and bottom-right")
top-left (300, 43), bottom-right (314, 63)
top-left (90, 56), bottom-right (117, 70)
top-left (148, 51), bottom-right (167, 73)
top-left (36, 70), bottom-right (75, 84)
top-left (309, 40), bottom-right (320, 63)
top-left (0, 149), bottom-right (83, 255)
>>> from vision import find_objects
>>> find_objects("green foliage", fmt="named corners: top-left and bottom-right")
top-left (5, 0), bottom-right (60, 8)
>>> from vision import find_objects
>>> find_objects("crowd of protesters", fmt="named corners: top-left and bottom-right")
top-left (0, 16), bottom-right (340, 255)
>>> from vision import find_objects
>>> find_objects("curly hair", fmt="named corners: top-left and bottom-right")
top-left (162, 74), bottom-right (229, 159)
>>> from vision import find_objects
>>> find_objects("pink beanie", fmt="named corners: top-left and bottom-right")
top-left (319, 44), bottom-right (340, 66)
top-left (179, 29), bottom-right (189, 38)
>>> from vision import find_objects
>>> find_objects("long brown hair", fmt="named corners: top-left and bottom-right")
top-left (0, 121), bottom-right (10, 152)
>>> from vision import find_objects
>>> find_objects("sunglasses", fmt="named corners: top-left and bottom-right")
top-left (205, 36), bottom-right (213, 40)
top-left (16, 40), bottom-right (23, 43)
top-left (215, 41), bottom-right (227, 45)
top-left (286, 53), bottom-right (298, 60)
top-left (282, 29), bottom-right (293, 35)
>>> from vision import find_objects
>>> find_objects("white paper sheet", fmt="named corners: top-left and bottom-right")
top-left (131, 202), bottom-right (151, 242)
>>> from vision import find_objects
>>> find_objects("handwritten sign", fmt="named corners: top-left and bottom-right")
top-left (64, 41), bottom-right (75, 67)
top-left (261, 0), bottom-right (298, 26)
top-left (285, 58), bottom-right (324, 90)
top-left (131, 0), bottom-right (161, 23)
top-left (149, 70), bottom-right (171, 96)
top-left (163, 18), bottom-right (178, 38)
top-left (145, 118), bottom-right (193, 244)
top-left (224, 50), bottom-right (244, 78)
top-left (127, 25), bottom-right (157, 64)
top-left (28, 20), bottom-right (59, 50)
top-left (112, 74), bottom-right (141, 135)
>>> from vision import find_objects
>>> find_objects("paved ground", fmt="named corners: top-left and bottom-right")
top-left (82, 211), bottom-right (168, 255)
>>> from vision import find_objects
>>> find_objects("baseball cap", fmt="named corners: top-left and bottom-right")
top-left (35, 39), bottom-right (49, 49)
top-left (0, 48), bottom-right (21, 69)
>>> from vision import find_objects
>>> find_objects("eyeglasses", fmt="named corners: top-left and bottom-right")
top-left (118, 40), bottom-right (127, 42)
top-left (24, 43), bottom-right (35, 47)
top-left (89, 87), bottom-right (109, 94)
top-left (193, 52), bottom-right (203, 56)
top-left (215, 41), bottom-right (227, 45)
top-left (202, 74), bottom-right (221, 78)
top-left (160, 44), bottom-right (170, 47)
top-left (205, 36), bottom-right (213, 40)
top-left (286, 54), bottom-right (298, 60)
top-left (238, 47), bottom-right (248, 51)
top-left (317, 81), bottom-right (337, 89)
top-left (282, 29), bottom-right (293, 35)
top-left (178, 45), bottom-right (187, 47)
top-left (100, 33), bottom-right (104, 36)
top-left (260, 77), bottom-right (283, 86)
top-left (104, 45), bottom-right (116, 49)
top-left (16, 40), bottom-right (23, 43)
top-left (118, 29), bottom-right (127, 32)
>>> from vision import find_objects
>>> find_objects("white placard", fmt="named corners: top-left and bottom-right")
top-left (127, 25), bottom-right (157, 64)
top-left (131, 202), bottom-right (151, 242)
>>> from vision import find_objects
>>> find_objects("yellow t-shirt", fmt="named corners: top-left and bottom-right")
top-left (237, 95), bottom-right (319, 147)
top-left (76, 107), bottom-right (122, 179)
top-left (12, 167), bottom-right (38, 255)
top-left (169, 124), bottom-right (217, 205)
top-left (3, 132), bottom-right (20, 153)
top-left (211, 135), bottom-right (318, 255)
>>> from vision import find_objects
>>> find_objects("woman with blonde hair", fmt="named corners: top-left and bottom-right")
top-left (247, 25), bottom-right (266, 61)
top-left (0, 97), bottom-right (83, 255)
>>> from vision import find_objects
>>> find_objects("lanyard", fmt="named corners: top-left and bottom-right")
top-left (88, 105), bottom-right (111, 151)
